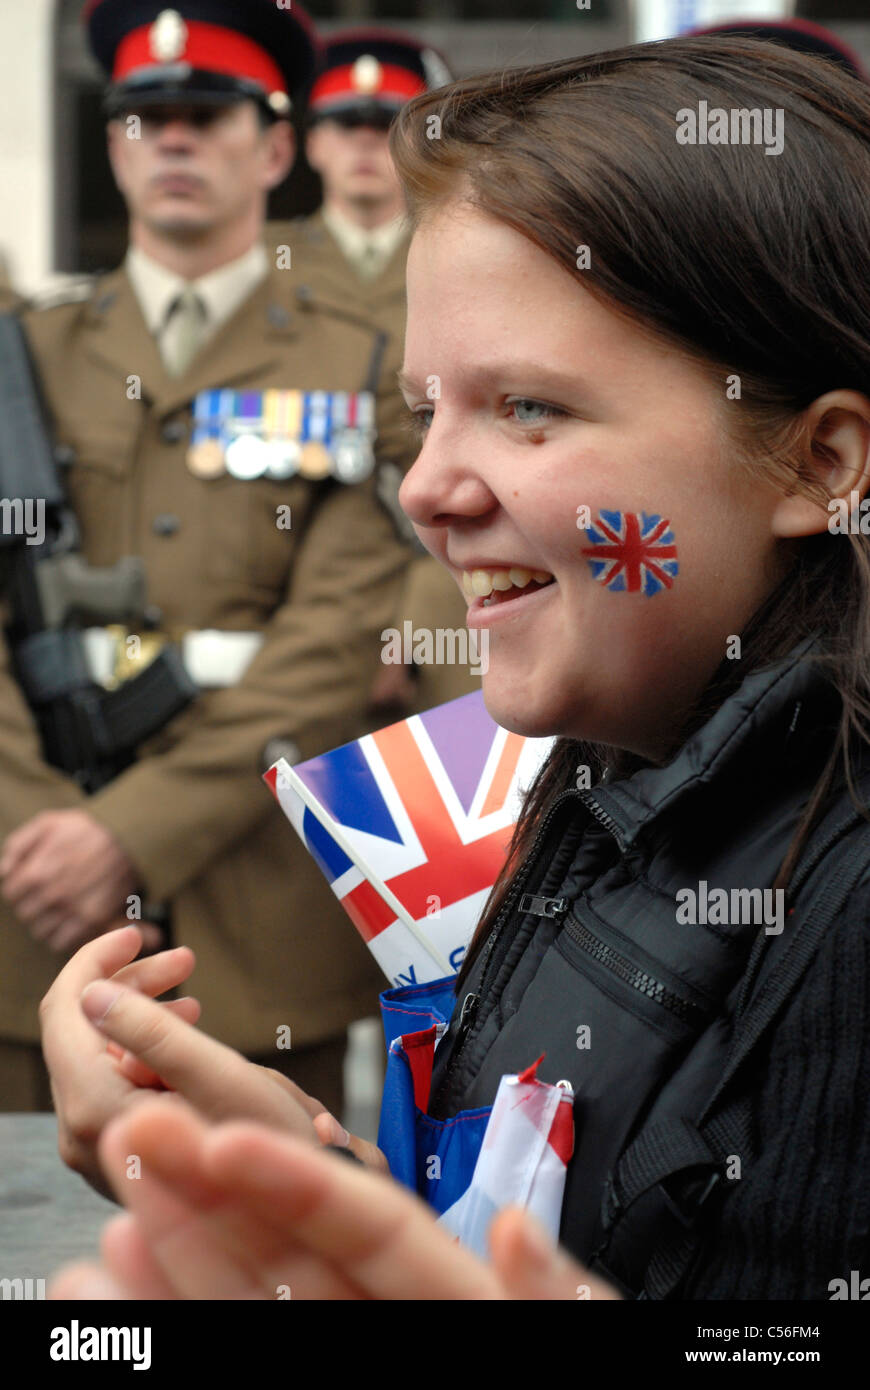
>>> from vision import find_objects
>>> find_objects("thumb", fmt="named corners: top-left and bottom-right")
top-left (488, 1208), bottom-right (622, 1301)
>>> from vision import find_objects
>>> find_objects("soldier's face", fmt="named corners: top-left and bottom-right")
top-left (107, 101), bottom-right (294, 238)
top-left (305, 118), bottom-right (399, 209)
top-left (398, 201), bottom-right (793, 760)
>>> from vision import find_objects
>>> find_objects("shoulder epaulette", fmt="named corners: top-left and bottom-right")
top-left (25, 275), bottom-right (100, 313)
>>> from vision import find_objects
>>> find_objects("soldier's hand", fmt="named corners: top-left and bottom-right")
top-left (40, 926), bottom-right (200, 1201)
top-left (0, 809), bottom-right (140, 952)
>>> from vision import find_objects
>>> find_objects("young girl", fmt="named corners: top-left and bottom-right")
top-left (44, 34), bottom-right (870, 1300)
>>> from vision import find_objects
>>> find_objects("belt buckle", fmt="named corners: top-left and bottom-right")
top-left (105, 624), bottom-right (168, 688)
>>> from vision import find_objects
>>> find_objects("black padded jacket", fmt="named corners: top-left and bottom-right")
top-left (428, 646), bottom-right (870, 1300)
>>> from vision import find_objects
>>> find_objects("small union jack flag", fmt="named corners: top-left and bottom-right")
top-left (580, 509), bottom-right (679, 596)
top-left (265, 691), bottom-right (553, 986)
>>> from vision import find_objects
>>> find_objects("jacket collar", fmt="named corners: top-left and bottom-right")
top-left (588, 638), bottom-right (840, 850)
top-left (81, 263), bottom-right (302, 417)
top-left (293, 208), bottom-right (410, 304)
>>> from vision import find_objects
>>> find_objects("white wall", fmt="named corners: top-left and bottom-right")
top-left (0, 0), bottom-right (56, 293)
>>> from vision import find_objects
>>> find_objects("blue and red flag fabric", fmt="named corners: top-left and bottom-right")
top-left (378, 977), bottom-right (574, 1255)
top-left (580, 509), bottom-right (678, 596)
top-left (265, 690), bottom-right (553, 987)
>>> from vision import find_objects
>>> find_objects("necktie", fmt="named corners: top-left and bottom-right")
top-left (162, 286), bottom-right (208, 377)
top-left (358, 242), bottom-right (381, 282)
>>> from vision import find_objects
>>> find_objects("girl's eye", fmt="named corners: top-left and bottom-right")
top-left (404, 407), bottom-right (433, 442)
top-left (402, 398), bottom-right (567, 441)
top-left (508, 399), bottom-right (566, 426)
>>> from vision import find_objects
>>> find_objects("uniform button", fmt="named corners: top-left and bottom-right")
top-left (142, 605), bottom-right (164, 630)
top-left (152, 514), bottom-right (181, 537)
top-left (161, 419), bottom-right (188, 445)
top-left (267, 302), bottom-right (292, 328)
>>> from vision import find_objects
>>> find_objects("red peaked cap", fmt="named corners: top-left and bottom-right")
top-left (308, 26), bottom-right (453, 120)
top-left (84, 0), bottom-right (321, 117)
top-left (687, 16), bottom-right (867, 81)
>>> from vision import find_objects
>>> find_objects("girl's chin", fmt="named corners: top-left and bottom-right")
top-left (479, 675), bottom-right (566, 741)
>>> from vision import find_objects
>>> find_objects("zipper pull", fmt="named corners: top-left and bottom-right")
top-left (519, 893), bottom-right (569, 919)
top-left (456, 991), bottom-right (479, 1044)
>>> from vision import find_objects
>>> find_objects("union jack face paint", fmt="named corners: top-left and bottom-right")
top-left (580, 510), bottom-right (679, 596)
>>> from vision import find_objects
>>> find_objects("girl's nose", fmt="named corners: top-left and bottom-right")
top-left (398, 425), bottom-right (496, 533)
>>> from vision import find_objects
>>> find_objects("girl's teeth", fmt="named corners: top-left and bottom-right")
top-left (462, 567), bottom-right (555, 599)
top-left (471, 570), bottom-right (494, 597)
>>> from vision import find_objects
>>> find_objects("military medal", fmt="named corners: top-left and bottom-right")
top-left (226, 391), bottom-right (269, 480)
top-left (187, 438), bottom-right (226, 479)
top-left (226, 435), bottom-right (270, 480)
top-left (298, 441), bottom-right (333, 480)
top-left (263, 390), bottom-right (301, 480)
top-left (333, 430), bottom-right (375, 484)
top-left (264, 439), bottom-right (301, 480)
top-left (333, 391), bottom-right (376, 484)
top-left (189, 389), bottom-right (228, 479)
top-left (297, 391), bottom-right (333, 480)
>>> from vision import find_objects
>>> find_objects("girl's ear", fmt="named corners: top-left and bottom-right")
top-left (772, 390), bottom-right (870, 538)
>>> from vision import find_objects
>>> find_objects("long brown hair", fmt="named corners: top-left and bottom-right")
top-left (389, 36), bottom-right (870, 980)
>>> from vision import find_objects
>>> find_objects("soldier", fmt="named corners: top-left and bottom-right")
top-left (271, 29), bottom-right (478, 711)
top-left (0, 0), bottom-right (417, 1116)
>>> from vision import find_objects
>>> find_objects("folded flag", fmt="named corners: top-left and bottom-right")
top-left (265, 690), bottom-right (553, 987)
top-left (377, 979), bottom-right (575, 1256)
top-left (438, 1060), bottom-right (575, 1257)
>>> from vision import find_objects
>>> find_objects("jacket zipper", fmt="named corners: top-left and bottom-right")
top-left (564, 912), bottom-right (707, 1027)
top-left (435, 787), bottom-right (609, 1110)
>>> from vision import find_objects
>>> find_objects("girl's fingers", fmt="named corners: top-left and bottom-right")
top-left (113, 998), bottom-right (202, 1089)
top-left (100, 1213), bottom-right (181, 1300)
top-left (48, 1261), bottom-right (132, 1301)
top-left (201, 1122), bottom-right (504, 1300)
top-left (312, 1111), bottom-right (389, 1172)
top-left (489, 1208), bottom-right (622, 1301)
top-left (100, 1101), bottom-right (362, 1300)
top-left (98, 1102), bottom-right (271, 1300)
top-left (114, 945), bottom-right (196, 997)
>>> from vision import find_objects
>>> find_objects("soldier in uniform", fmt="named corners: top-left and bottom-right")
top-left (0, 0), bottom-right (416, 1115)
top-left (270, 29), bottom-right (479, 711)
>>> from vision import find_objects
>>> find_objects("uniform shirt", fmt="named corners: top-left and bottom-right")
top-left (320, 203), bottom-right (408, 282)
top-left (126, 242), bottom-right (269, 368)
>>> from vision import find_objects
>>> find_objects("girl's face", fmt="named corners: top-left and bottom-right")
top-left (398, 202), bottom-right (788, 758)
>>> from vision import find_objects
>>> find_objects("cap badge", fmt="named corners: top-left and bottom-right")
top-left (150, 9), bottom-right (189, 63)
top-left (351, 55), bottom-right (382, 94)
top-left (420, 48), bottom-right (452, 92)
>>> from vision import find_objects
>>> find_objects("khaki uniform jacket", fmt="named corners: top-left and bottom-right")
top-left (270, 210), bottom-right (480, 708)
top-left (0, 261), bottom-right (418, 1053)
